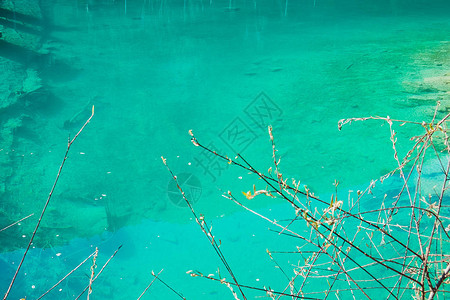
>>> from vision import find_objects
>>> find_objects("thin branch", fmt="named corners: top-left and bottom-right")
top-left (0, 213), bottom-right (34, 233)
top-left (74, 244), bottom-right (122, 300)
top-left (163, 155), bottom-right (246, 300)
top-left (36, 250), bottom-right (97, 300)
top-left (3, 105), bottom-right (95, 300)
top-left (137, 269), bottom-right (164, 300)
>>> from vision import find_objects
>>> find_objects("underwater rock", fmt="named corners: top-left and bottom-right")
top-left (404, 73), bottom-right (450, 94)
top-left (0, 61), bottom-right (26, 110)
top-left (402, 71), bottom-right (450, 109)
top-left (423, 73), bottom-right (450, 92)
top-left (402, 42), bottom-right (450, 109)
top-left (0, 0), bottom-right (42, 52)
top-left (403, 81), bottom-right (440, 94)
top-left (22, 68), bottom-right (42, 94)
top-left (0, 117), bottom-right (24, 194)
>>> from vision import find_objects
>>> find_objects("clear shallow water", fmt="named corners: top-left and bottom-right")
top-left (1, 0), bottom-right (449, 298)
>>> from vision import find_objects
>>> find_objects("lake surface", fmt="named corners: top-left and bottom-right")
top-left (0, 0), bottom-right (449, 298)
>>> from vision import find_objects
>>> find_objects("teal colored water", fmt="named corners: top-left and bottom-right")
top-left (1, 0), bottom-right (450, 299)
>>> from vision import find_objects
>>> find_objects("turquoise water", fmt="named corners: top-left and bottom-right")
top-left (1, 0), bottom-right (450, 299)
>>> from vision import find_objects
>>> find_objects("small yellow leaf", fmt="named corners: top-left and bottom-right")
top-left (242, 191), bottom-right (252, 199)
